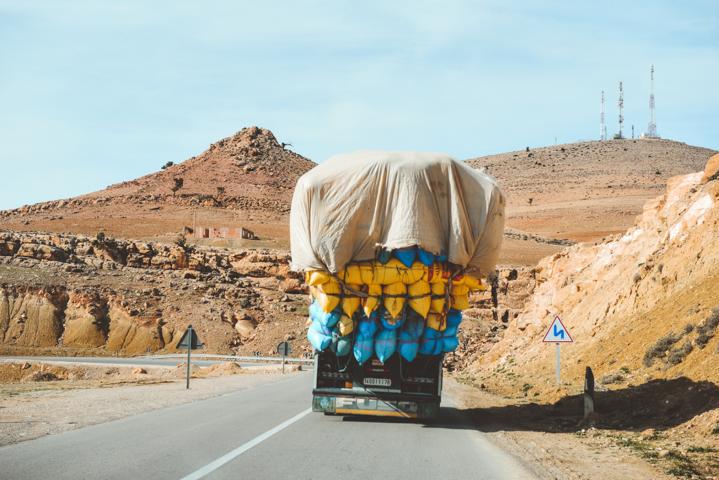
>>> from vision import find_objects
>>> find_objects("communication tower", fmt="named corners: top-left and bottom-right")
top-left (600, 91), bottom-right (607, 141)
top-left (646, 65), bottom-right (658, 138)
top-left (614, 81), bottom-right (624, 139)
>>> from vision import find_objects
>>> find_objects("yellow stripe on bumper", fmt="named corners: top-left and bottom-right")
top-left (335, 408), bottom-right (417, 418)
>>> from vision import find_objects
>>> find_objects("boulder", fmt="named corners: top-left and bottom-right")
top-left (234, 319), bottom-right (255, 338)
top-left (702, 153), bottom-right (719, 183)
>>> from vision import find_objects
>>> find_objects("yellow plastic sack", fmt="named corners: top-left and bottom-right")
top-left (401, 262), bottom-right (426, 285)
top-left (305, 270), bottom-right (332, 287)
top-left (464, 274), bottom-right (482, 290)
top-left (451, 292), bottom-right (470, 310)
top-left (315, 279), bottom-right (341, 312)
top-left (407, 280), bottom-right (431, 318)
top-left (383, 282), bottom-right (406, 318)
top-left (362, 284), bottom-right (382, 317)
top-left (423, 263), bottom-right (450, 284)
top-left (427, 312), bottom-right (447, 332)
top-left (430, 282), bottom-right (446, 313)
top-left (372, 259), bottom-right (404, 285)
top-left (452, 274), bottom-right (483, 291)
top-left (341, 283), bottom-right (361, 318)
top-left (359, 263), bottom-right (375, 284)
top-left (339, 264), bottom-right (363, 285)
top-left (338, 314), bottom-right (354, 336)
top-left (452, 284), bottom-right (470, 296)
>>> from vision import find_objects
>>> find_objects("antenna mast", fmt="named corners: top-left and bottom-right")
top-left (646, 65), bottom-right (658, 138)
top-left (616, 81), bottom-right (624, 139)
top-left (600, 91), bottom-right (607, 141)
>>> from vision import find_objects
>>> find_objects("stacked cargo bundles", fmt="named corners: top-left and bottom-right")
top-left (305, 248), bottom-right (486, 363)
top-left (291, 151), bottom-right (505, 365)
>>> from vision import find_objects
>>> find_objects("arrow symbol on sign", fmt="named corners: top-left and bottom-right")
top-left (553, 324), bottom-right (565, 339)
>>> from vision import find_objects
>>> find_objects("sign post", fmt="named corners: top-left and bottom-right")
top-left (542, 315), bottom-right (573, 385)
top-left (186, 332), bottom-right (191, 389)
top-left (276, 341), bottom-right (291, 374)
top-left (177, 325), bottom-right (204, 389)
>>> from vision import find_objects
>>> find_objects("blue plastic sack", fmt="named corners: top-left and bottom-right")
top-left (353, 334), bottom-right (374, 365)
top-left (375, 328), bottom-right (398, 363)
top-left (399, 316), bottom-right (424, 362)
top-left (417, 249), bottom-right (435, 266)
top-left (445, 309), bottom-right (462, 336)
top-left (394, 247), bottom-right (417, 268)
top-left (381, 314), bottom-right (404, 331)
top-left (442, 334), bottom-right (460, 353)
top-left (307, 320), bottom-right (333, 351)
top-left (309, 300), bottom-right (341, 328)
top-left (334, 335), bottom-right (352, 357)
top-left (419, 327), bottom-right (442, 356)
top-left (357, 314), bottom-right (379, 338)
top-left (437, 253), bottom-right (448, 262)
top-left (377, 249), bottom-right (392, 264)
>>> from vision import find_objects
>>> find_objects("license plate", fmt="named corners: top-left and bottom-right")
top-left (363, 377), bottom-right (391, 387)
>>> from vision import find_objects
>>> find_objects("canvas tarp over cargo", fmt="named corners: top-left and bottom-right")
top-left (290, 151), bottom-right (505, 274)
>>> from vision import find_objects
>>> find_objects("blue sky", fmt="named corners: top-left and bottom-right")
top-left (1, 1), bottom-right (717, 210)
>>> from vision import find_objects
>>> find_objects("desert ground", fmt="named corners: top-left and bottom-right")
top-left (1, 128), bottom-right (718, 478)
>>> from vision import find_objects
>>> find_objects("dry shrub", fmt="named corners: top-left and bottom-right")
top-left (643, 333), bottom-right (681, 367)
top-left (695, 307), bottom-right (719, 349)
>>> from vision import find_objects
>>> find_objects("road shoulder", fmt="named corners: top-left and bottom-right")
top-left (0, 363), bottom-right (304, 446)
top-left (444, 377), bottom-right (672, 480)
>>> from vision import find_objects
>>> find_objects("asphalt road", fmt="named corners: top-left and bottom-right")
top-left (0, 372), bottom-right (536, 480)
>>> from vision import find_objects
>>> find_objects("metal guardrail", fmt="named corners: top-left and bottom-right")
top-left (139, 353), bottom-right (314, 365)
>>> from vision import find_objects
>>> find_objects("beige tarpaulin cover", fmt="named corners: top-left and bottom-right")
top-left (290, 151), bottom-right (505, 274)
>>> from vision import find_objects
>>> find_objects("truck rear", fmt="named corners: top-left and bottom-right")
top-left (313, 350), bottom-right (443, 419)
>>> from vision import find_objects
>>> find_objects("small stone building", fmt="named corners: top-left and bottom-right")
top-left (183, 226), bottom-right (257, 240)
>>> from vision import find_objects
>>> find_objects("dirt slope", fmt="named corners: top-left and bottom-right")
top-left (464, 153), bottom-right (719, 390)
top-left (0, 127), bottom-right (315, 248)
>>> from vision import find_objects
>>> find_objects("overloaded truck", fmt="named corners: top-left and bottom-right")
top-left (289, 151), bottom-right (505, 419)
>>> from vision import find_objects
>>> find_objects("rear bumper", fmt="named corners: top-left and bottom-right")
top-left (313, 389), bottom-right (440, 419)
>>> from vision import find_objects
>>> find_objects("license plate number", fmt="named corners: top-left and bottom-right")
top-left (363, 377), bottom-right (391, 387)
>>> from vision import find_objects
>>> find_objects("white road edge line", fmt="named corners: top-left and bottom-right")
top-left (179, 408), bottom-right (312, 480)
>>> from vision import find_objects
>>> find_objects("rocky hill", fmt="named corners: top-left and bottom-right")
top-left (467, 139), bottom-right (717, 264)
top-left (0, 127), bottom-right (315, 247)
top-left (95, 126), bottom-right (314, 199)
top-left (458, 155), bottom-right (719, 402)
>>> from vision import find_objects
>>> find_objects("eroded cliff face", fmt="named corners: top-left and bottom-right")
top-left (0, 232), bottom-right (308, 356)
top-left (0, 286), bottom-right (176, 354)
top-left (0, 287), bottom-right (67, 347)
top-left (61, 292), bottom-right (109, 348)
